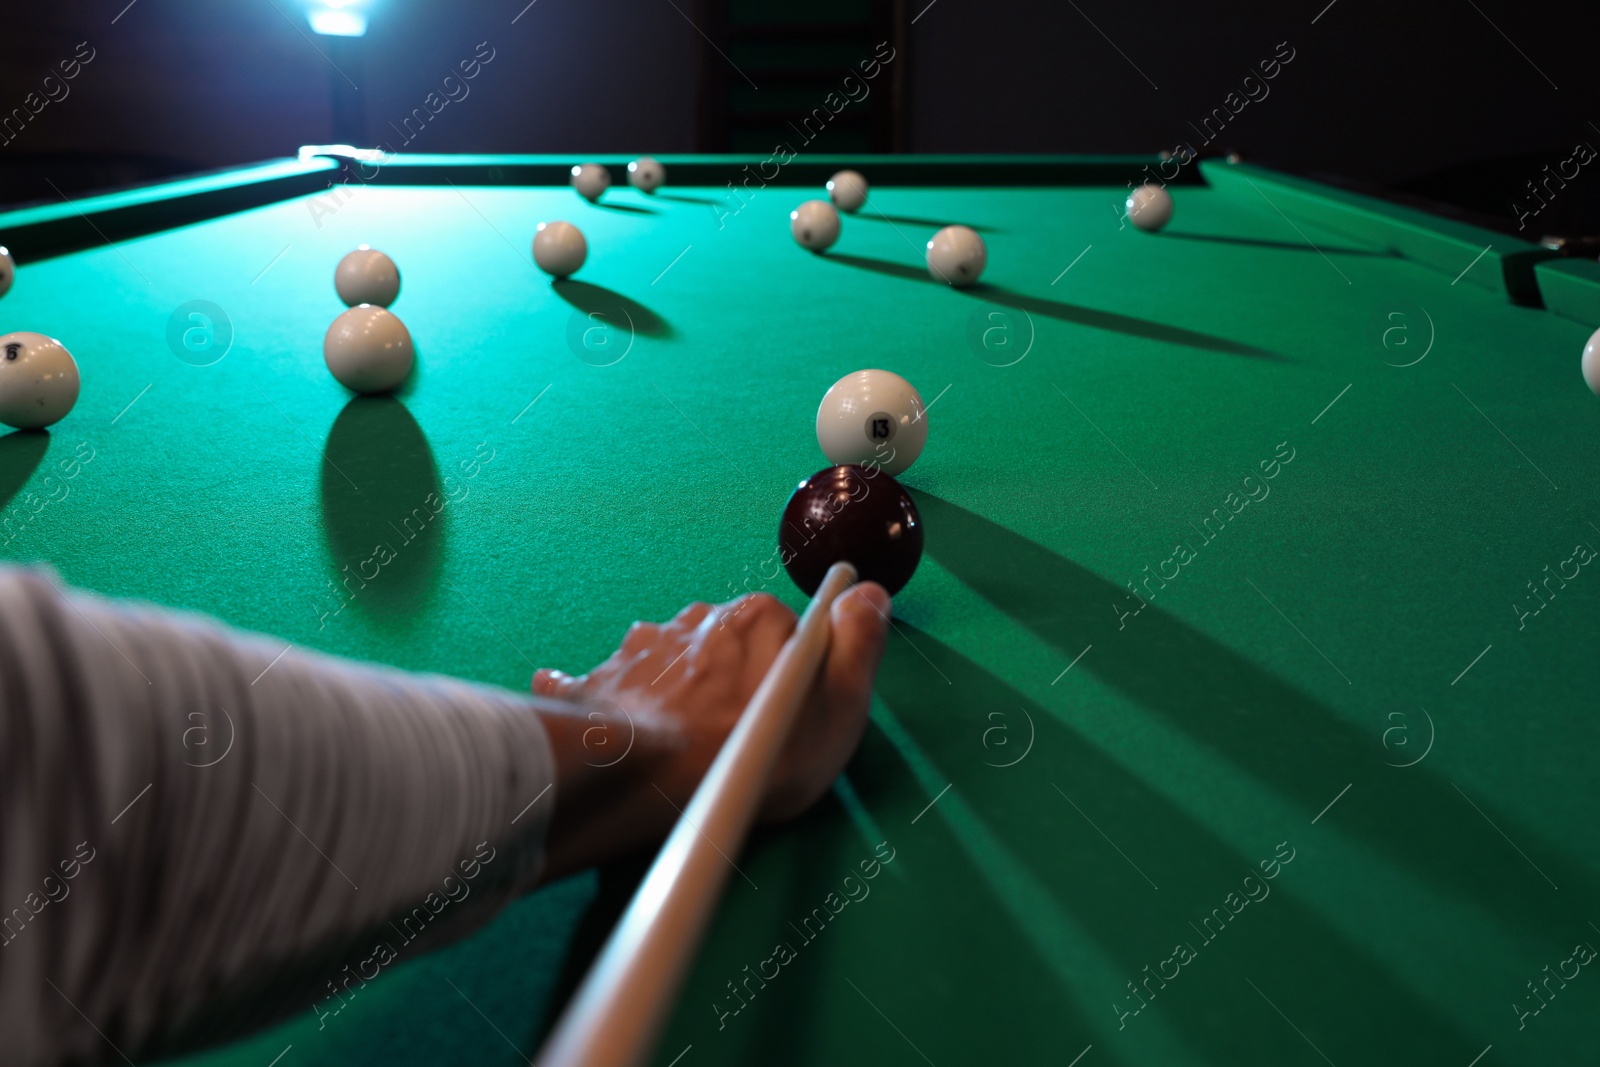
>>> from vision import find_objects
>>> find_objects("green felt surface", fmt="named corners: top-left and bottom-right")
top-left (1199, 160), bottom-right (1557, 304)
top-left (2, 167), bottom-right (1598, 1066)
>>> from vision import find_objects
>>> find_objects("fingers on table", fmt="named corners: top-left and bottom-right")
top-left (532, 584), bottom-right (884, 700)
top-left (824, 582), bottom-right (892, 703)
top-left (532, 667), bottom-right (585, 698)
top-left (667, 600), bottom-right (715, 634)
top-left (620, 619), bottom-right (663, 657)
top-left (725, 593), bottom-right (797, 674)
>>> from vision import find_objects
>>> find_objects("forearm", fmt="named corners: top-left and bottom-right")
top-left (533, 703), bottom-right (697, 883)
top-left (0, 569), bottom-right (556, 1065)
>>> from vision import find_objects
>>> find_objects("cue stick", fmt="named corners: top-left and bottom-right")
top-left (536, 561), bottom-right (861, 1067)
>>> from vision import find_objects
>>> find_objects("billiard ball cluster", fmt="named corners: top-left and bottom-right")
top-left (791, 169), bottom-right (988, 288)
top-left (325, 247), bottom-right (415, 394)
top-left (572, 157), bottom-right (666, 203)
top-left (777, 368), bottom-right (929, 596)
top-left (535, 158), bottom-right (672, 279)
top-left (0, 247), bottom-right (83, 429)
top-left (323, 158), bottom-right (677, 394)
top-left (0, 152), bottom-right (1595, 480)
top-left (788, 168), bottom-right (870, 252)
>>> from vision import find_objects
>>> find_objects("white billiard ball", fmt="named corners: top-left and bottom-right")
top-left (791, 200), bottom-right (841, 252)
top-left (334, 246), bottom-right (400, 308)
top-left (926, 225), bottom-right (985, 286)
top-left (571, 163), bottom-right (611, 202)
top-left (816, 369), bottom-right (928, 476)
top-left (827, 170), bottom-right (868, 213)
top-left (0, 332), bottom-right (80, 429)
top-left (324, 305), bottom-right (414, 394)
top-left (533, 221), bottom-right (587, 278)
top-left (0, 246), bottom-right (14, 299)
top-left (1126, 182), bottom-right (1173, 232)
top-left (1582, 326), bottom-right (1600, 396)
top-left (627, 157), bottom-right (665, 193)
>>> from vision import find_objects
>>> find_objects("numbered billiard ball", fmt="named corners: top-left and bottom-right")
top-left (324, 305), bottom-right (414, 394)
top-left (533, 221), bottom-right (587, 278)
top-left (0, 246), bottom-right (14, 299)
top-left (1126, 182), bottom-right (1173, 232)
top-left (779, 465), bottom-right (923, 596)
top-left (791, 200), bottom-right (841, 252)
top-left (335, 246), bottom-right (400, 308)
top-left (926, 225), bottom-right (985, 286)
top-left (571, 163), bottom-right (611, 202)
top-left (627, 156), bottom-right (665, 193)
top-left (826, 170), bottom-right (868, 213)
top-left (0, 331), bottom-right (80, 429)
top-left (816, 369), bottom-right (927, 476)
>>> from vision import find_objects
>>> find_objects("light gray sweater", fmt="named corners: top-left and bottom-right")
top-left (0, 569), bottom-right (557, 1065)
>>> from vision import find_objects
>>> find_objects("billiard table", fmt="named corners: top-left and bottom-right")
top-left (3, 154), bottom-right (1598, 1067)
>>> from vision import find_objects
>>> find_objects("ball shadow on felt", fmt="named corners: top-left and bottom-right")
top-left (319, 396), bottom-right (444, 624)
top-left (0, 430), bottom-right (50, 513)
top-left (551, 279), bottom-right (672, 338)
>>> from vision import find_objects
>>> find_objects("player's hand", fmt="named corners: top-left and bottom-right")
top-left (531, 585), bottom-right (891, 878)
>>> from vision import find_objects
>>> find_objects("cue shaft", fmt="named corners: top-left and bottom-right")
top-left (537, 562), bottom-right (861, 1067)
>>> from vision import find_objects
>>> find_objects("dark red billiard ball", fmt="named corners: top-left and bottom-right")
top-left (779, 465), bottom-right (923, 596)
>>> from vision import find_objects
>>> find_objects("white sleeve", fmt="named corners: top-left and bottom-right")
top-left (0, 568), bottom-right (558, 1066)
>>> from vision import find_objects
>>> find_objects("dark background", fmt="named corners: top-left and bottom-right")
top-left (1, 0), bottom-right (1595, 234)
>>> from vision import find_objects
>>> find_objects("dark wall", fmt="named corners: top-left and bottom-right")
top-left (0, 0), bottom-right (1593, 219)
top-left (907, 0), bottom-right (1594, 186)
top-left (0, 0), bottom-right (699, 183)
